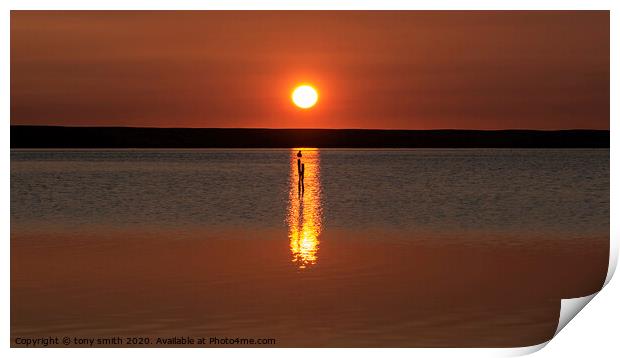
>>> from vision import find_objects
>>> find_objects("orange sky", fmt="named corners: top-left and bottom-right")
top-left (10, 11), bottom-right (609, 129)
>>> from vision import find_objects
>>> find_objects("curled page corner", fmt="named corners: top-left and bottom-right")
top-left (502, 240), bottom-right (616, 356)
top-left (547, 234), bottom-right (619, 337)
top-left (546, 235), bottom-right (616, 343)
top-left (554, 292), bottom-right (597, 336)
top-left (498, 294), bottom-right (597, 357)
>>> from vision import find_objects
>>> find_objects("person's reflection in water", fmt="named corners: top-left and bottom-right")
top-left (288, 149), bottom-right (322, 269)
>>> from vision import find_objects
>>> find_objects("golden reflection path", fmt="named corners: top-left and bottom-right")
top-left (287, 148), bottom-right (323, 269)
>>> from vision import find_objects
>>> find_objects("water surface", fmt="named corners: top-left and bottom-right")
top-left (11, 149), bottom-right (609, 347)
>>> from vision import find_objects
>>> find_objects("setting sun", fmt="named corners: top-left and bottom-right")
top-left (291, 85), bottom-right (318, 109)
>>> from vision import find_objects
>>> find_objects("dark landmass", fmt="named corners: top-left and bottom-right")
top-left (11, 126), bottom-right (609, 148)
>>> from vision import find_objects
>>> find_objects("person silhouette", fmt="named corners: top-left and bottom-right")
top-left (297, 151), bottom-right (304, 195)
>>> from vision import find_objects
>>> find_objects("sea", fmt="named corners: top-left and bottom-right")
top-left (10, 148), bottom-right (609, 347)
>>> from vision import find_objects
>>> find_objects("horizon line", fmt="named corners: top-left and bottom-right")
top-left (9, 125), bottom-right (610, 132)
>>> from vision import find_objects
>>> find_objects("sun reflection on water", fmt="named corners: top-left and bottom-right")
top-left (287, 148), bottom-right (323, 269)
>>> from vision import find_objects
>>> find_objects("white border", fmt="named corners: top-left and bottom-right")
top-left (2, 1), bottom-right (617, 357)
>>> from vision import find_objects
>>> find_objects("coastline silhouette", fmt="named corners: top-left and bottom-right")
top-left (9, 126), bottom-right (610, 149)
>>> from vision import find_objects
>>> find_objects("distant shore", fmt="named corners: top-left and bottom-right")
top-left (10, 125), bottom-right (609, 148)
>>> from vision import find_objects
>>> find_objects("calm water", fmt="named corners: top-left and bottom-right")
top-left (11, 149), bottom-right (609, 347)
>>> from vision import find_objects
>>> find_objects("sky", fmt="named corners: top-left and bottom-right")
top-left (10, 11), bottom-right (609, 129)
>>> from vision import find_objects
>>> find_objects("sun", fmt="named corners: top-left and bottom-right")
top-left (291, 85), bottom-right (318, 109)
